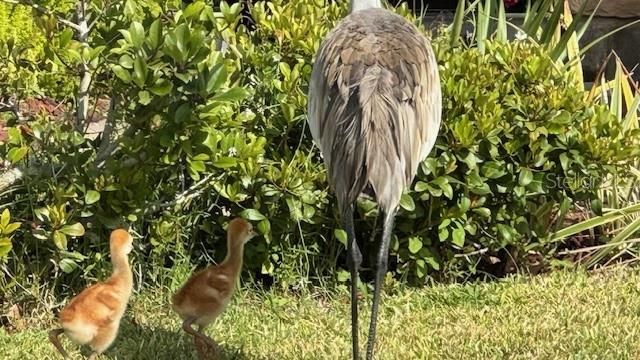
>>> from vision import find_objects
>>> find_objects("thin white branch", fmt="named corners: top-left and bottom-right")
top-left (454, 248), bottom-right (489, 258)
top-left (143, 173), bottom-right (217, 216)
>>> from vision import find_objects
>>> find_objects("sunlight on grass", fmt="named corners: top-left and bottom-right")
top-left (3, 269), bottom-right (640, 359)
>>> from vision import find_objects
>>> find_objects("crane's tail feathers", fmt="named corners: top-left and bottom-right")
top-left (359, 66), bottom-right (406, 211)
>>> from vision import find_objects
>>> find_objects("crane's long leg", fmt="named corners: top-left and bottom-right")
top-left (365, 209), bottom-right (395, 360)
top-left (344, 204), bottom-right (362, 360)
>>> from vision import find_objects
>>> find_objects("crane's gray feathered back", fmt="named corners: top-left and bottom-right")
top-left (308, 8), bottom-right (441, 213)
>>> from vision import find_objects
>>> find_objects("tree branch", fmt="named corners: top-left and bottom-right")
top-left (74, 0), bottom-right (91, 129)
top-left (0, 0), bottom-right (81, 31)
top-left (0, 97), bottom-right (24, 121)
top-left (143, 173), bottom-right (218, 216)
top-left (95, 125), bottom-right (136, 168)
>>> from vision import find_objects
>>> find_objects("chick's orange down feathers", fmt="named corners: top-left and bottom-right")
top-left (171, 218), bottom-right (256, 358)
top-left (49, 229), bottom-right (134, 359)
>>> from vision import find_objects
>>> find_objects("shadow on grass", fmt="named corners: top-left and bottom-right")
top-left (96, 316), bottom-right (254, 360)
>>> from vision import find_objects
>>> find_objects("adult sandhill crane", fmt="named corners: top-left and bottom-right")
top-left (307, 0), bottom-right (441, 359)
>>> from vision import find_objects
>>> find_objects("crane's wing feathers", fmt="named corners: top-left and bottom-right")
top-left (307, 9), bottom-right (441, 211)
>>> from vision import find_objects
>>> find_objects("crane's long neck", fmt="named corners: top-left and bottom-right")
top-left (350, 0), bottom-right (382, 13)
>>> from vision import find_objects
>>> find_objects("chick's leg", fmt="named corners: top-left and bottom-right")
top-left (182, 318), bottom-right (219, 351)
top-left (193, 324), bottom-right (220, 360)
top-left (48, 328), bottom-right (70, 359)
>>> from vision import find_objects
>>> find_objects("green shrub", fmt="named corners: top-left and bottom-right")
top-left (394, 37), bottom-right (629, 281)
top-left (0, 0), bottom-right (636, 300)
top-left (0, 1), bottom-right (77, 100)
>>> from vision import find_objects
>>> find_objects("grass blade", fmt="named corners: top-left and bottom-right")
top-left (523, 0), bottom-right (532, 24)
top-left (563, 0), bottom-right (583, 89)
top-left (548, 203), bottom-right (640, 243)
top-left (623, 94), bottom-right (640, 132)
top-left (549, 1), bottom-right (589, 62)
top-left (576, 0), bottom-right (604, 41)
top-left (618, 58), bottom-right (637, 124)
top-left (611, 56), bottom-right (623, 121)
top-left (540, 0), bottom-right (564, 46)
top-left (584, 216), bottom-right (640, 268)
top-left (586, 52), bottom-right (614, 102)
top-left (523, 0), bottom-right (552, 40)
top-left (476, 0), bottom-right (491, 53)
top-left (561, 18), bottom-right (640, 73)
top-left (450, 0), bottom-right (467, 46)
top-left (496, 0), bottom-right (507, 42)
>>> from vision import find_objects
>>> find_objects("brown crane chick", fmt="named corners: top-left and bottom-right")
top-left (171, 218), bottom-right (256, 356)
top-left (48, 229), bottom-right (134, 359)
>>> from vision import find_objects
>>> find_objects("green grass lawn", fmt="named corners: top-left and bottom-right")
top-left (3, 268), bottom-right (640, 359)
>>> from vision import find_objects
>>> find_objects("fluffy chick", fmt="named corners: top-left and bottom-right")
top-left (48, 229), bottom-right (134, 359)
top-left (171, 218), bottom-right (256, 357)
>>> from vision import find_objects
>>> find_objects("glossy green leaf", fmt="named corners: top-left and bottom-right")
top-left (175, 103), bottom-right (192, 123)
top-left (3, 222), bottom-right (20, 235)
top-left (119, 54), bottom-right (134, 69)
top-left (408, 237), bottom-right (422, 254)
top-left (482, 161), bottom-right (506, 179)
top-left (192, 153), bottom-right (209, 161)
top-left (257, 219), bottom-right (271, 235)
top-left (438, 227), bottom-right (449, 242)
top-left (149, 78), bottom-right (173, 96)
top-left (334, 229), bottom-right (347, 246)
top-left (212, 87), bottom-right (250, 103)
top-left (0, 238), bottom-right (11, 258)
top-left (518, 168), bottom-right (534, 186)
top-left (496, 224), bottom-right (514, 243)
top-left (452, 228), bottom-right (465, 247)
top-left (399, 194), bottom-right (415, 211)
top-left (206, 64), bottom-right (227, 95)
top-left (112, 65), bottom-right (131, 82)
top-left (59, 223), bottom-right (85, 237)
top-left (147, 19), bottom-right (163, 49)
top-left (188, 160), bottom-right (206, 172)
top-left (130, 21), bottom-right (145, 47)
top-left (59, 258), bottom-right (78, 273)
top-left (7, 147), bottom-right (28, 164)
top-left (138, 90), bottom-right (151, 105)
top-left (241, 209), bottom-right (266, 221)
top-left (0, 209), bottom-right (9, 228)
top-left (133, 57), bottom-right (148, 87)
top-left (183, 1), bottom-right (206, 18)
top-left (472, 207), bottom-right (492, 218)
top-left (85, 190), bottom-right (101, 205)
top-left (53, 231), bottom-right (67, 249)
top-left (213, 157), bottom-right (237, 168)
